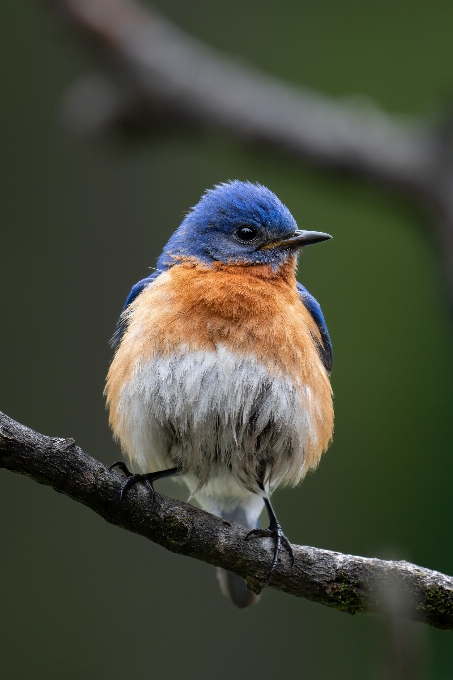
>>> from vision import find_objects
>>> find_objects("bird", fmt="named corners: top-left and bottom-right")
top-left (105, 180), bottom-right (334, 608)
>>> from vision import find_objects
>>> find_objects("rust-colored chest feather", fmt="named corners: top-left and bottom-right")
top-left (106, 259), bottom-right (333, 475)
top-left (119, 258), bottom-right (324, 373)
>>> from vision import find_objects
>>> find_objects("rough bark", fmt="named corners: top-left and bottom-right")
top-left (1, 410), bottom-right (452, 631)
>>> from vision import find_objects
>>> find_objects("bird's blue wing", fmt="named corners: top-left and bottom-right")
top-left (110, 271), bottom-right (162, 350)
top-left (297, 282), bottom-right (332, 375)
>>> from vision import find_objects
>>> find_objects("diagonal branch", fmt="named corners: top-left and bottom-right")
top-left (1, 410), bottom-right (452, 631)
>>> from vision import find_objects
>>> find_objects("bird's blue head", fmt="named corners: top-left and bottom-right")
top-left (157, 181), bottom-right (331, 271)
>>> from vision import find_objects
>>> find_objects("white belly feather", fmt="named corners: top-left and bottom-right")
top-left (115, 344), bottom-right (318, 512)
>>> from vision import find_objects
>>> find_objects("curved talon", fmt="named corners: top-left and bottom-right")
top-left (108, 463), bottom-right (179, 505)
top-left (119, 473), bottom-right (155, 504)
top-left (108, 462), bottom-right (155, 504)
top-left (108, 461), bottom-right (132, 476)
top-left (282, 537), bottom-right (295, 567)
top-left (245, 524), bottom-right (294, 585)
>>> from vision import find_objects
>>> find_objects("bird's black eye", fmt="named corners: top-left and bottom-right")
top-left (235, 226), bottom-right (258, 242)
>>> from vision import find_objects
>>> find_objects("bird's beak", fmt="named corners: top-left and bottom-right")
top-left (260, 230), bottom-right (332, 250)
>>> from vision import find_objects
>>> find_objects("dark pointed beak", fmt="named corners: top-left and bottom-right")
top-left (261, 230), bottom-right (332, 250)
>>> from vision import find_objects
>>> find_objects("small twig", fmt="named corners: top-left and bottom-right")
top-left (1, 410), bottom-right (452, 630)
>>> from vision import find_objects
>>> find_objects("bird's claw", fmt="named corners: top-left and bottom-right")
top-left (108, 461), bottom-right (155, 504)
top-left (245, 523), bottom-right (295, 586)
top-left (119, 474), bottom-right (155, 504)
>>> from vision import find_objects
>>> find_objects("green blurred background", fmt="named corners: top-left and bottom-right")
top-left (1, 1), bottom-right (452, 678)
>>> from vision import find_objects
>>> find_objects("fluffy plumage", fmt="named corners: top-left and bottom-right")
top-left (105, 181), bottom-right (334, 608)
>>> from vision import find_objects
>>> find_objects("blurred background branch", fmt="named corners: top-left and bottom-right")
top-left (57, 0), bottom-right (453, 305)
top-left (1, 409), bottom-right (452, 631)
top-left (2, 1), bottom-right (452, 677)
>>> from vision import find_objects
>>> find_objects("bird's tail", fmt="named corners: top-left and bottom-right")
top-left (217, 506), bottom-right (261, 609)
top-left (217, 567), bottom-right (260, 608)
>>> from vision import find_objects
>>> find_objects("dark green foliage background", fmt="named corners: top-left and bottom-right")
top-left (1, 1), bottom-right (452, 678)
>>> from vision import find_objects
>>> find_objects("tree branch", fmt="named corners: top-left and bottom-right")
top-left (57, 0), bottom-right (433, 190)
top-left (1, 410), bottom-right (452, 630)
top-left (55, 0), bottom-right (453, 303)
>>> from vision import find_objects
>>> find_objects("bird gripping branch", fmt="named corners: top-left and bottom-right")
top-left (105, 181), bottom-right (333, 607)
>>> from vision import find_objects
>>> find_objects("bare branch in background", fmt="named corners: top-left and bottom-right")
top-left (1, 410), bottom-right (452, 630)
top-left (56, 0), bottom-right (453, 302)
top-left (37, 0), bottom-right (453, 637)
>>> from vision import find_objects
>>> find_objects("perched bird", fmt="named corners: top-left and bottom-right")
top-left (105, 181), bottom-right (334, 608)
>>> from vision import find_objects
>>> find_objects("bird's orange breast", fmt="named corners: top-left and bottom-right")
top-left (106, 257), bottom-right (333, 472)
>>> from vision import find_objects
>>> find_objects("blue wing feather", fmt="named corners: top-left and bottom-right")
top-left (110, 270), bottom-right (162, 349)
top-left (297, 282), bottom-right (332, 374)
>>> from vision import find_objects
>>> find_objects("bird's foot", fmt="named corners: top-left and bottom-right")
top-left (245, 523), bottom-right (295, 586)
top-left (108, 462), bottom-right (180, 504)
top-left (108, 461), bottom-right (155, 504)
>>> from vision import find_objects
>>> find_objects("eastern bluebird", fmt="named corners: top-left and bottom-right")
top-left (105, 181), bottom-right (333, 608)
